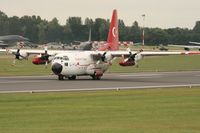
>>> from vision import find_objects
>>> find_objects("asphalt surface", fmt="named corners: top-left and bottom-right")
top-left (0, 71), bottom-right (200, 93)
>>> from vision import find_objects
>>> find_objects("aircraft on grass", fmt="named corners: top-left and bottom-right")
top-left (1, 9), bottom-right (200, 80)
top-left (169, 41), bottom-right (200, 51)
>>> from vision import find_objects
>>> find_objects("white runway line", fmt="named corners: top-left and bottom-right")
top-left (119, 74), bottom-right (163, 78)
top-left (1, 84), bottom-right (200, 94)
top-left (119, 74), bottom-right (162, 77)
top-left (0, 75), bottom-right (53, 79)
top-left (0, 80), bottom-right (48, 84)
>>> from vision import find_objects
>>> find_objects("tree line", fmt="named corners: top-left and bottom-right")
top-left (0, 10), bottom-right (200, 45)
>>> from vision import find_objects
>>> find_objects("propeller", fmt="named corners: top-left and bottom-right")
top-left (41, 45), bottom-right (50, 68)
top-left (96, 51), bottom-right (107, 65)
top-left (101, 51), bottom-right (107, 62)
top-left (127, 48), bottom-right (143, 67)
top-left (12, 45), bottom-right (27, 66)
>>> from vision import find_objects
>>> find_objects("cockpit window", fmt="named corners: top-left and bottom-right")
top-left (63, 56), bottom-right (69, 60)
top-left (54, 56), bottom-right (69, 60)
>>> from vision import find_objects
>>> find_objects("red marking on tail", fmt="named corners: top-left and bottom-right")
top-left (99, 9), bottom-right (119, 51)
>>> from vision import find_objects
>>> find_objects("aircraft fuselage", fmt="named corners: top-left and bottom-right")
top-left (51, 51), bottom-right (110, 79)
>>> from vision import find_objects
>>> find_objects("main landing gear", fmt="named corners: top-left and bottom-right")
top-left (57, 74), bottom-right (101, 80)
top-left (91, 75), bottom-right (101, 80)
top-left (68, 75), bottom-right (76, 80)
top-left (58, 75), bottom-right (77, 80)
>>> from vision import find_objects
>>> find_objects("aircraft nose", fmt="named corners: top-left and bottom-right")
top-left (51, 63), bottom-right (63, 75)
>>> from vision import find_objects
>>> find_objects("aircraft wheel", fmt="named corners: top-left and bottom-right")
top-left (96, 76), bottom-right (101, 80)
top-left (68, 75), bottom-right (76, 80)
top-left (91, 75), bottom-right (101, 80)
top-left (58, 75), bottom-right (64, 80)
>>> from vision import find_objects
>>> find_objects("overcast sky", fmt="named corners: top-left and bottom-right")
top-left (0, 0), bottom-right (200, 29)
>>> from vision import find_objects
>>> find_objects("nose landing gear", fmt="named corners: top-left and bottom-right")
top-left (58, 75), bottom-right (64, 80)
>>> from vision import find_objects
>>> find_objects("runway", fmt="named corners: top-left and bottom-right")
top-left (0, 71), bottom-right (200, 93)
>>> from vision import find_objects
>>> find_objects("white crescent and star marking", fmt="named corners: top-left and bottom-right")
top-left (112, 27), bottom-right (117, 37)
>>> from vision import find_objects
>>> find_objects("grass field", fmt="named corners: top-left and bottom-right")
top-left (0, 54), bottom-right (200, 76)
top-left (0, 87), bottom-right (200, 133)
top-left (0, 55), bottom-right (51, 76)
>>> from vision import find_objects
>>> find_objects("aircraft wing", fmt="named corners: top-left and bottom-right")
top-left (2, 48), bottom-right (200, 56)
top-left (90, 50), bottom-right (200, 59)
top-left (0, 49), bottom-right (66, 55)
top-left (90, 50), bottom-right (200, 66)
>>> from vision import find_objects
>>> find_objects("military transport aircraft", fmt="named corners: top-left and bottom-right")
top-left (73, 28), bottom-right (93, 50)
top-left (1, 9), bottom-right (200, 80)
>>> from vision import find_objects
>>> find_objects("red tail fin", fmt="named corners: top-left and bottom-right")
top-left (99, 9), bottom-right (119, 51)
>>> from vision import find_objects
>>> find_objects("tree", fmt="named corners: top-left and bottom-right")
top-left (118, 19), bottom-right (127, 41)
top-left (0, 11), bottom-right (9, 35)
top-left (46, 18), bottom-right (63, 42)
top-left (66, 17), bottom-right (83, 41)
top-left (93, 18), bottom-right (109, 41)
top-left (129, 21), bottom-right (141, 43)
top-left (37, 21), bottom-right (48, 43)
top-left (20, 15), bottom-right (41, 43)
top-left (8, 16), bottom-right (21, 35)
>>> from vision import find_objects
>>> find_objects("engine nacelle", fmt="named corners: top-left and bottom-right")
top-left (104, 53), bottom-right (112, 62)
top-left (17, 51), bottom-right (28, 60)
top-left (32, 57), bottom-right (47, 65)
top-left (135, 53), bottom-right (143, 62)
top-left (119, 53), bottom-right (143, 67)
top-left (32, 54), bottom-right (50, 65)
top-left (119, 58), bottom-right (135, 66)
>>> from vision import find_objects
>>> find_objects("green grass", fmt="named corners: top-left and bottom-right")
top-left (0, 88), bottom-right (200, 133)
top-left (0, 54), bottom-right (200, 76)
top-left (0, 55), bottom-right (51, 76)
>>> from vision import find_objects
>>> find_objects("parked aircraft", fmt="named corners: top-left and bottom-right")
top-left (189, 41), bottom-right (200, 45)
top-left (45, 29), bottom-right (92, 50)
top-left (1, 9), bottom-right (200, 80)
top-left (0, 35), bottom-right (35, 48)
top-left (169, 41), bottom-right (200, 51)
top-left (73, 29), bottom-right (93, 50)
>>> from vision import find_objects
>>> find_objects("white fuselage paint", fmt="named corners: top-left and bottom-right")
top-left (51, 51), bottom-right (111, 77)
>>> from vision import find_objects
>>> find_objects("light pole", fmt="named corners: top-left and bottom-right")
top-left (142, 14), bottom-right (145, 46)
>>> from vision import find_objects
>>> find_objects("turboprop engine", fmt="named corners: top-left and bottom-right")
top-left (32, 54), bottom-right (50, 65)
top-left (6, 48), bottom-right (29, 65)
top-left (101, 52), bottom-right (112, 63)
top-left (15, 50), bottom-right (28, 60)
top-left (119, 50), bottom-right (143, 66)
top-left (32, 45), bottom-right (52, 67)
top-left (96, 51), bottom-right (113, 65)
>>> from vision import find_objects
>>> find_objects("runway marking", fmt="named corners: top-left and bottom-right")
top-left (119, 74), bottom-right (163, 78)
top-left (0, 80), bottom-right (48, 84)
top-left (1, 84), bottom-right (200, 94)
top-left (0, 75), bottom-right (53, 79)
top-left (119, 74), bottom-right (162, 77)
